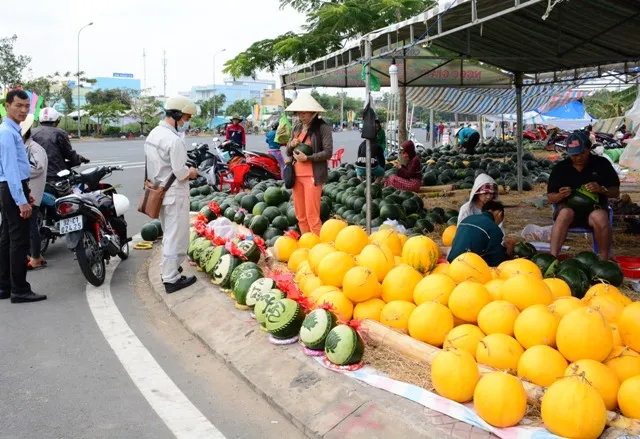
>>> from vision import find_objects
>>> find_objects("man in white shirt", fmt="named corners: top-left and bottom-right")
top-left (144, 96), bottom-right (199, 293)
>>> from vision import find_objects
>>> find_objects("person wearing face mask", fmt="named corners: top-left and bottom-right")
top-left (144, 96), bottom-right (199, 294)
top-left (447, 201), bottom-right (516, 267)
top-left (457, 174), bottom-right (500, 226)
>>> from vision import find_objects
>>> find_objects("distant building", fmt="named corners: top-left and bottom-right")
top-left (179, 77), bottom-right (276, 111)
top-left (54, 74), bottom-right (142, 113)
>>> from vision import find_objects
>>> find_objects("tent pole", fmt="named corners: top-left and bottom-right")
top-left (516, 72), bottom-right (524, 193)
top-left (365, 40), bottom-right (373, 234)
top-left (430, 109), bottom-right (435, 148)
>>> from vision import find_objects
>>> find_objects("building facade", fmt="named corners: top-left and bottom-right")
top-left (179, 77), bottom-right (276, 111)
top-left (54, 74), bottom-right (142, 113)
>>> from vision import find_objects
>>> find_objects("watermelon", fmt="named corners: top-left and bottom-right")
top-left (271, 216), bottom-right (289, 232)
top-left (205, 246), bottom-right (229, 275)
top-left (324, 325), bottom-right (365, 366)
top-left (557, 258), bottom-right (588, 274)
top-left (263, 227), bottom-right (284, 241)
top-left (513, 241), bottom-right (537, 259)
top-left (590, 261), bottom-right (624, 287)
top-left (200, 205), bottom-right (216, 222)
top-left (556, 267), bottom-right (591, 299)
top-left (245, 278), bottom-right (275, 308)
top-left (446, 217), bottom-right (458, 226)
top-left (198, 185), bottom-right (212, 195)
top-left (150, 219), bottom-right (163, 237)
top-left (265, 298), bottom-right (306, 339)
top-left (236, 240), bottom-right (261, 263)
top-left (286, 208), bottom-right (298, 226)
top-left (262, 206), bottom-right (281, 223)
top-left (379, 204), bottom-right (401, 221)
top-left (295, 144), bottom-right (313, 156)
top-left (188, 237), bottom-right (207, 259)
top-left (299, 309), bottom-right (338, 350)
top-left (566, 187), bottom-right (601, 217)
top-left (211, 254), bottom-right (241, 289)
top-left (140, 222), bottom-right (159, 242)
top-left (190, 188), bottom-right (200, 197)
top-left (198, 246), bottom-right (215, 268)
top-left (264, 187), bottom-right (285, 206)
top-left (254, 289), bottom-right (286, 328)
top-left (233, 269), bottom-right (263, 306)
top-left (530, 253), bottom-right (559, 278)
top-left (230, 262), bottom-right (263, 286)
top-left (192, 240), bottom-right (212, 266)
top-left (250, 215), bottom-right (269, 236)
top-left (224, 207), bottom-right (236, 221)
top-left (573, 251), bottom-right (600, 271)
top-left (415, 219), bottom-right (435, 233)
top-left (243, 213), bottom-right (254, 228)
top-left (252, 202), bottom-right (268, 216)
top-left (240, 195), bottom-right (258, 212)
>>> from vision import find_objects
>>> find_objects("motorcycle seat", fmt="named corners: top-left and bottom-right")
top-left (246, 151), bottom-right (273, 159)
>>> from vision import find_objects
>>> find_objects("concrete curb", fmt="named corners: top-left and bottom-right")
top-left (147, 247), bottom-right (493, 439)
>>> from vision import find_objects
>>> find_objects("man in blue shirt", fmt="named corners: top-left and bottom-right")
top-left (457, 125), bottom-right (480, 154)
top-left (0, 90), bottom-right (47, 303)
top-left (447, 201), bottom-right (516, 267)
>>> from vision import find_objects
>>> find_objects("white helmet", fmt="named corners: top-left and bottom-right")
top-left (39, 107), bottom-right (61, 123)
top-left (165, 96), bottom-right (195, 114)
top-left (112, 193), bottom-right (130, 216)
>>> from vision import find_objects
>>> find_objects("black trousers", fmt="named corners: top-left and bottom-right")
top-left (464, 132), bottom-right (481, 154)
top-left (0, 183), bottom-right (32, 295)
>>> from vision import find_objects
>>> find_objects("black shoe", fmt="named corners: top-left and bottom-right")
top-left (0, 291), bottom-right (10, 300)
top-left (164, 275), bottom-right (196, 294)
top-left (11, 292), bottom-right (47, 303)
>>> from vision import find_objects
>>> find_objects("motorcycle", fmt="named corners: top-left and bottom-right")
top-left (53, 166), bottom-right (131, 286)
top-left (219, 140), bottom-right (281, 187)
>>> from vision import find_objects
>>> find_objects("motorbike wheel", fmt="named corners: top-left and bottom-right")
top-left (76, 231), bottom-right (106, 286)
top-left (118, 241), bottom-right (130, 260)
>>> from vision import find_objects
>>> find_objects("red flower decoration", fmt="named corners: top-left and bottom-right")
top-left (284, 230), bottom-right (300, 240)
top-left (319, 302), bottom-right (337, 313)
top-left (213, 235), bottom-right (227, 246)
top-left (204, 228), bottom-right (216, 241)
top-left (252, 235), bottom-right (267, 254)
top-left (193, 219), bottom-right (207, 235)
top-left (347, 319), bottom-right (367, 338)
top-left (208, 201), bottom-right (221, 217)
top-left (195, 213), bottom-right (208, 224)
top-left (226, 241), bottom-right (247, 260)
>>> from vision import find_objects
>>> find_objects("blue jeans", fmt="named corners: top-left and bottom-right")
top-left (356, 166), bottom-right (385, 178)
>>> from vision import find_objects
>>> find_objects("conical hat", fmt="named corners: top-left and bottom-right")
top-left (285, 93), bottom-right (325, 113)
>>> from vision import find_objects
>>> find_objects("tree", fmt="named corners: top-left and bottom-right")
top-left (225, 99), bottom-right (255, 119)
top-left (584, 89), bottom-right (638, 120)
top-left (22, 71), bottom-right (94, 110)
top-left (86, 88), bottom-right (135, 109)
top-left (128, 96), bottom-right (162, 134)
top-left (0, 35), bottom-right (31, 90)
top-left (84, 101), bottom-right (128, 135)
top-left (197, 94), bottom-right (227, 123)
top-left (309, 90), bottom-right (364, 123)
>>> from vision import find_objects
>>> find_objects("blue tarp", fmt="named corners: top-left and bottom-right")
top-left (540, 100), bottom-right (595, 120)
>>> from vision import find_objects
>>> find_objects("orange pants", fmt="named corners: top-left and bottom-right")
top-left (292, 176), bottom-right (323, 235)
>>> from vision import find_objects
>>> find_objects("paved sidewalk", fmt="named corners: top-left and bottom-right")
top-left (147, 247), bottom-right (496, 439)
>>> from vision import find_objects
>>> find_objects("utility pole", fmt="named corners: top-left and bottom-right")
top-left (340, 92), bottom-right (344, 130)
top-left (143, 48), bottom-right (147, 93)
top-left (162, 50), bottom-right (168, 97)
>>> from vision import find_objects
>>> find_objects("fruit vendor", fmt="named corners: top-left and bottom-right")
top-left (457, 125), bottom-right (481, 154)
top-left (225, 115), bottom-right (246, 149)
top-left (547, 131), bottom-right (620, 261)
top-left (355, 139), bottom-right (385, 182)
top-left (384, 140), bottom-right (422, 192)
top-left (447, 201), bottom-right (517, 266)
top-left (457, 174), bottom-right (500, 226)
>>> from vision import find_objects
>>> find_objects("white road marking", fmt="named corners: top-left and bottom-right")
top-left (86, 249), bottom-right (226, 439)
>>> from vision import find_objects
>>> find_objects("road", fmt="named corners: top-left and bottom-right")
top-left (0, 137), bottom-right (302, 439)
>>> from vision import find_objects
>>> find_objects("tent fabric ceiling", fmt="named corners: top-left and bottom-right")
top-left (280, 0), bottom-right (640, 89)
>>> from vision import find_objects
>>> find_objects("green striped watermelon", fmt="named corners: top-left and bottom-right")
top-left (233, 269), bottom-right (263, 306)
top-left (212, 254), bottom-right (241, 289)
top-left (192, 240), bottom-right (212, 266)
top-left (324, 325), bottom-right (365, 366)
top-left (254, 289), bottom-right (286, 328)
top-left (245, 278), bottom-right (275, 308)
top-left (236, 240), bottom-right (261, 263)
top-left (265, 298), bottom-right (305, 339)
top-left (299, 309), bottom-right (338, 350)
top-left (205, 246), bottom-right (229, 276)
top-left (230, 262), bottom-right (263, 286)
top-left (198, 246), bottom-right (215, 269)
top-left (188, 237), bottom-right (207, 260)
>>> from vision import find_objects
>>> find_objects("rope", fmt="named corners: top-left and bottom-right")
top-left (542, 0), bottom-right (566, 20)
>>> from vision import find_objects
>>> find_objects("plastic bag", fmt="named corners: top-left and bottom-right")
top-left (274, 113), bottom-right (292, 145)
top-left (207, 217), bottom-right (237, 241)
top-left (521, 224), bottom-right (553, 242)
top-left (381, 220), bottom-right (407, 234)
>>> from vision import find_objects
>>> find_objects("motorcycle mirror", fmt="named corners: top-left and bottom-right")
top-left (57, 170), bottom-right (71, 178)
top-left (192, 142), bottom-right (198, 147)
top-left (213, 137), bottom-right (219, 142)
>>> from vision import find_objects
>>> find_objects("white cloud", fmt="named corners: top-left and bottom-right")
top-left (3, 0), bottom-right (306, 95)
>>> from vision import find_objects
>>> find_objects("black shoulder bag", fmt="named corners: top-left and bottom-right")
top-left (284, 131), bottom-right (310, 189)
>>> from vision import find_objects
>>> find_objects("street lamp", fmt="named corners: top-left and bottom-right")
top-left (212, 48), bottom-right (226, 128)
top-left (77, 21), bottom-right (94, 138)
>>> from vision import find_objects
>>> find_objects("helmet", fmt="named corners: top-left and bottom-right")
top-left (164, 96), bottom-right (195, 114)
top-left (39, 107), bottom-right (61, 123)
top-left (112, 194), bottom-right (130, 216)
top-left (183, 102), bottom-right (198, 116)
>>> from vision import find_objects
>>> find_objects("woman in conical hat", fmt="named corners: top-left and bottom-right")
top-left (285, 94), bottom-right (333, 235)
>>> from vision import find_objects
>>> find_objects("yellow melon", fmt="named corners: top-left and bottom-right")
top-left (474, 372), bottom-right (527, 428)
top-left (273, 236), bottom-right (298, 262)
top-left (431, 348), bottom-right (479, 403)
top-left (476, 333), bottom-right (524, 371)
top-left (430, 263), bottom-right (450, 277)
top-left (342, 266), bottom-right (381, 303)
top-left (477, 300), bottom-right (520, 336)
top-left (443, 324), bottom-right (485, 358)
top-left (490, 267), bottom-right (501, 279)
top-left (543, 278), bottom-right (572, 299)
top-left (288, 247), bottom-right (310, 272)
top-left (610, 323), bottom-right (624, 346)
top-left (604, 346), bottom-right (640, 383)
top-left (335, 225), bottom-right (369, 256)
top-left (541, 376), bottom-right (607, 439)
top-left (318, 290), bottom-right (354, 321)
top-left (401, 236), bottom-right (440, 274)
top-left (308, 285), bottom-right (339, 305)
top-left (501, 274), bottom-right (553, 311)
top-left (448, 252), bottom-right (492, 284)
top-left (513, 304), bottom-right (559, 349)
top-left (517, 345), bottom-right (568, 387)
top-left (357, 243), bottom-right (395, 282)
top-left (498, 258), bottom-right (542, 279)
top-left (380, 300), bottom-right (417, 333)
top-left (370, 229), bottom-right (403, 256)
top-left (413, 274), bottom-right (457, 306)
top-left (319, 218), bottom-right (348, 243)
top-left (318, 251), bottom-right (355, 288)
top-left (308, 242), bottom-right (337, 275)
top-left (589, 295), bottom-right (625, 324)
top-left (556, 307), bottom-right (613, 363)
top-left (618, 302), bottom-right (640, 352)
top-left (618, 376), bottom-right (640, 420)
top-left (448, 281), bottom-right (492, 324)
top-left (302, 276), bottom-right (323, 297)
top-left (398, 233), bottom-right (408, 248)
top-left (353, 298), bottom-right (386, 322)
top-left (484, 279), bottom-right (505, 301)
top-left (381, 264), bottom-right (423, 303)
top-left (442, 225), bottom-right (457, 247)
top-left (583, 283), bottom-right (631, 307)
top-left (548, 296), bottom-right (585, 319)
top-left (294, 260), bottom-right (312, 283)
top-left (565, 360), bottom-right (620, 411)
top-left (298, 232), bottom-right (320, 249)
top-left (408, 301), bottom-right (454, 346)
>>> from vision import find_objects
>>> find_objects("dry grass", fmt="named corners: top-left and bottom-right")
top-left (363, 340), bottom-right (435, 392)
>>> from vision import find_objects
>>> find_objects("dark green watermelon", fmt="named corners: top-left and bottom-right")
top-left (557, 258), bottom-right (588, 274)
top-left (531, 253), bottom-right (559, 278)
top-left (240, 195), bottom-right (259, 212)
top-left (590, 261), bottom-right (624, 287)
top-left (199, 205), bottom-right (217, 222)
top-left (513, 241), bottom-right (537, 259)
top-left (236, 240), bottom-right (261, 263)
top-left (414, 219), bottom-right (435, 233)
top-left (264, 187), bottom-right (285, 206)
top-left (566, 187), bottom-right (600, 217)
top-left (262, 206), bottom-right (281, 223)
top-left (379, 204), bottom-right (401, 221)
top-left (556, 267), bottom-right (591, 299)
top-left (286, 208), bottom-right (298, 226)
top-left (573, 251), bottom-right (600, 271)
top-left (140, 222), bottom-right (159, 242)
top-left (263, 227), bottom-right (284, 241)
top-left (271, 215), bottom-right (289, 232)
top-left (252, 202), bottom-right (268, 216)
top-left (250, 215), bottom-right (269, 236)
top-left (233, 210), bottom-right (245, 224)
top-left (265, 298), bottom-right (306, 339)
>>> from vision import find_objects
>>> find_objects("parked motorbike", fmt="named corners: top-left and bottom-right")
top-left (53, 166), bottom-right (131, 286)
top-left (219, 140), bottom-right (282, 187)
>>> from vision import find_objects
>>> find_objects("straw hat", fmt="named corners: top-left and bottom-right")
top-left (20, 114), bottom-right (35, 136)
top-left (285, 93), bottom-right (326, 113)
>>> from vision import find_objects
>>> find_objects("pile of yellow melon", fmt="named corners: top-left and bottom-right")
top-left (273, 221), bottom-right (640, 436)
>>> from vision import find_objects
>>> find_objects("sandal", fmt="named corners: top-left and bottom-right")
top-left (133, 241), bottom-right (154, 250)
